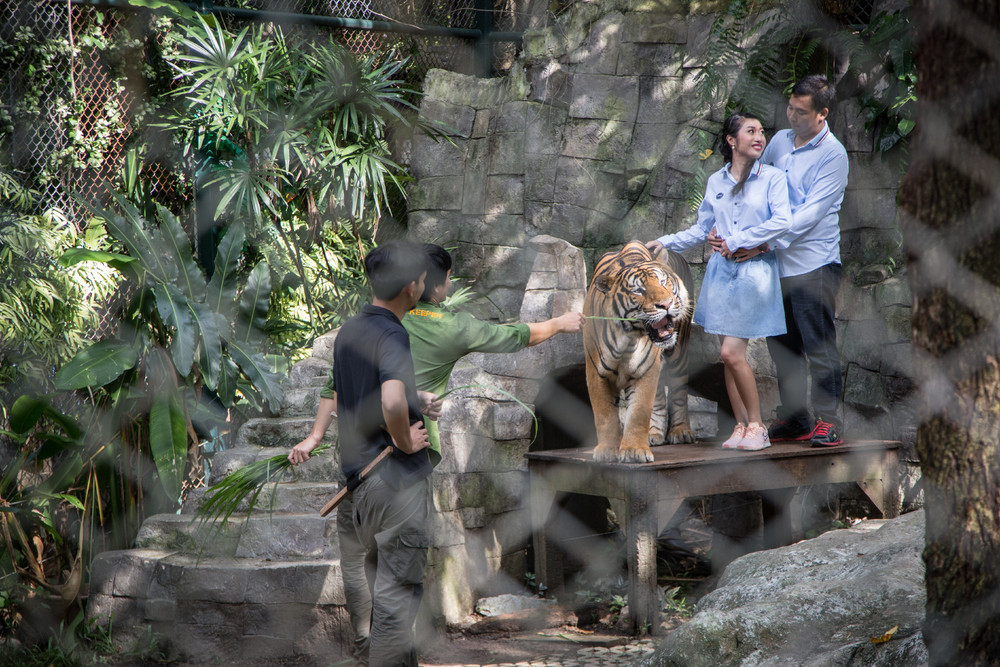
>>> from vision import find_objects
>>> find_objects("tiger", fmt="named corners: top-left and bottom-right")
top-left (583, 241), bottom-right (695, 463)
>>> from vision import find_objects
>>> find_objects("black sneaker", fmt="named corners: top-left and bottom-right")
top-left (767, 418), bottom-right (813, 442)
top-left (810, 419), bottom-right (844, 447)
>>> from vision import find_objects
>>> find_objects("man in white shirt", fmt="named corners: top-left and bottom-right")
top-left (759, 74), bottom-right (849, 446)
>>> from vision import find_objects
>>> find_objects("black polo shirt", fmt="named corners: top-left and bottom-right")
top-left (333, 304), bottom-right (431, 490)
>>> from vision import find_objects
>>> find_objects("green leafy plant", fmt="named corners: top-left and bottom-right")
top-left (854, 10), bottom-right (915, 155)
top-left (0, 607), bottom-right (166, 665)
top-left (576, 590), bottom-right (628, 622)
top-left (0, 176), bottom-right (285, 642)
top-left (0, 171), bottom-right (118, 399)
top-left (608, 593), bottom-right (628, 617)
top-left (0, 12), bottom-right (141, 188)
top-left (159, 16), bottom-right (447, 347)
top-left (660, 585), bottom-right (695, 618)
top-left (195, 442), bottom-right (333, 531)
top-left (1, 395), bottom-right (138, 652)
top-left (57, 191), bottom-right (285, 502)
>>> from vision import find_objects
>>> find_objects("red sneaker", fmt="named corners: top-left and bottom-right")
top-left (809, 419), bottom-right (844, 447)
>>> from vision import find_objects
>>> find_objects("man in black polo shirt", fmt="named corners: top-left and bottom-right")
top-left (292, 239), bottom-right (435, 666)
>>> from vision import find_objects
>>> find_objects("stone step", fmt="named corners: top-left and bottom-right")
top-left (278, 384), bottom-right (325, 418)
top-left (86, 549), bottom-right (352, 663)
top-left (310, 330), bottom-right (337, 363)
top-left (207, 445), bottom-right (341, 486)
top-left (287, 356), bottom-right (332, 388)
top-left (183, 480), bottom-right (340, 516)
top-left (234, 416), bottom-right (334, 449)
top-left (135, 512), bottom-right (341, 560)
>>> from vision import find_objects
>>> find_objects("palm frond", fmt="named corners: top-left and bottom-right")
top-left (194, 443), bottom-right (333, 529)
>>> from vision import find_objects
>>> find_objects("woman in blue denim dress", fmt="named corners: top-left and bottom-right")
top-left (647, 112), bottom-right (791, 451)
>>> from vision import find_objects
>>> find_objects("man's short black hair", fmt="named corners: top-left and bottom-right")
top-left (792, 74), bottom-right (836, 114)
top-left (364, 240), bottom-right (427, 300)
top-left (420, 243), bottom-right (453, 301)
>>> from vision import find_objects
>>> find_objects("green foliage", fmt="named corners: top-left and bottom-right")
top-left (855, 11), bottom-right (916, 155)
top-left (0, 11), bottom-right (145, 186)
top-left (440, 284), bottom-right (478, 310)
top-left (158, 16), bottom-right (443, 348)
top-left (680, 131), bottom-right (722, 212)
top-left (660, 585), bottom-right (696, 618)
top-left (194, 443), bottom-right (331, 537)
top-left (265, 223), bottom-right (375, 357)
top-left (1, 396), bottom-right (118, 651)
top-left (0, 173), bottom-right (119, 398)
top-left (694, 0), bottom-right (787, 121)
top-left (64, 193), bottom-right (285, 413)
top-left (53, 192), bottom-right (285, 501)
top-left (0, 608), bottom-right (167, 665)
top-left (161, 16), bottom-right (415, 227)
top-left (0, 182), bottom-right (284, 642)
top-left (576, 590), bottom-right (628, 621)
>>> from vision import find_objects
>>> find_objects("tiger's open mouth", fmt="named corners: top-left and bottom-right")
top-left (646, 315), bottom-right (676, 347)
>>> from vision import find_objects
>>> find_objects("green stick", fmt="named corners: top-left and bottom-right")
top-left (585, 315), bottom-right (642, 322)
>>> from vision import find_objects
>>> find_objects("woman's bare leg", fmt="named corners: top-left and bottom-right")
top-left (719, 336), bottom-right (762, 426)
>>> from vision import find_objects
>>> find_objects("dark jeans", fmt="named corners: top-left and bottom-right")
top-left (767, 263), bottom-right (843, 429)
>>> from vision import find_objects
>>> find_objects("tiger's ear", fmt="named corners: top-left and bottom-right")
top-left (594, 275), bottom-right (614, 294)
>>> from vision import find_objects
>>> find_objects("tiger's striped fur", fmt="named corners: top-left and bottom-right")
top-left (583, 241), bottom-right (694, 463)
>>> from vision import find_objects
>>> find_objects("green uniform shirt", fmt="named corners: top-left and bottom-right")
top-left (319, 300), bottom-right (530, 464)
top-left (404, 300), bottom-right (530, 463)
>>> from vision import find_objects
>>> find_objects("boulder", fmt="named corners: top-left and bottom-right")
top-left (647, 510), bottom-right (928, 667)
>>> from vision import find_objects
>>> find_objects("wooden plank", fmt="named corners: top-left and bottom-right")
top-left (623, 470), bottom-right (658, 635)
top-left (527, 444), bottom-right (896, 502)
top-left (530, 473), bottom-right (564, 596)
top-left (525, 441), bottom-right (899, 470)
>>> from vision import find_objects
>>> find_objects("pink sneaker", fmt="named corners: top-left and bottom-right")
top-left (721, 423), bottom-right (746, 449)
top-left (738, 423), bottom-right (771, 451)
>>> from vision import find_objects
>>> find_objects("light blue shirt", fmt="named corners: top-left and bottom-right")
top-left (656, 161), bottom-right (791, 253)
top-left (760, 122), bottom-right (849, 277)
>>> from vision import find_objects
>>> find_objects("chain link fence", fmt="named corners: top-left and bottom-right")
top-left (1, 0), bottom-right (518, 215)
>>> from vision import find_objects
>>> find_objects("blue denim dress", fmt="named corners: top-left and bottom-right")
top-left (656, 162), bottom-right (791, 340)
top-left (693, 251), bottom-right (786, 339)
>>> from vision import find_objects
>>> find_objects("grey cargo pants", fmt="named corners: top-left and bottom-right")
top-left (347, 473), bottom-right (432, 667)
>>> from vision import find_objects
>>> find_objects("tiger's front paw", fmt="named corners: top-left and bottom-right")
top-left (618, 443), bottom-right (654, 463)
top-left (593, 443), bottom-right (619, 462)
top-left (664, 425), bottom-right (695, 444)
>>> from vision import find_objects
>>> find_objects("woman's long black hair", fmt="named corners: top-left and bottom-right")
top-left (718, 112), bottom-right (761, 196)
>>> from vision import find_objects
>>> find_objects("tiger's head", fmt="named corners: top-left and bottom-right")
top-left (592, 262), bottom-right (691, 350)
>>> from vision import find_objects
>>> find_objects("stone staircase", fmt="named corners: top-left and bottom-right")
top-left (85, 334), bottom-right (355, 663)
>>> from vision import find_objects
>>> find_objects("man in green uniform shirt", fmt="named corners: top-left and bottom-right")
top-left (404, 243), bottom-right (585, 463)
top-left (290, 243), bottom-right (583, 663)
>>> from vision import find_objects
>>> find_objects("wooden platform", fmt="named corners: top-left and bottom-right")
top-left (525, 440), bottom-right (901, 634)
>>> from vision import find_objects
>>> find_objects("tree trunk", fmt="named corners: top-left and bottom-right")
top-left (898, 1), bottom-right (1000, 664)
